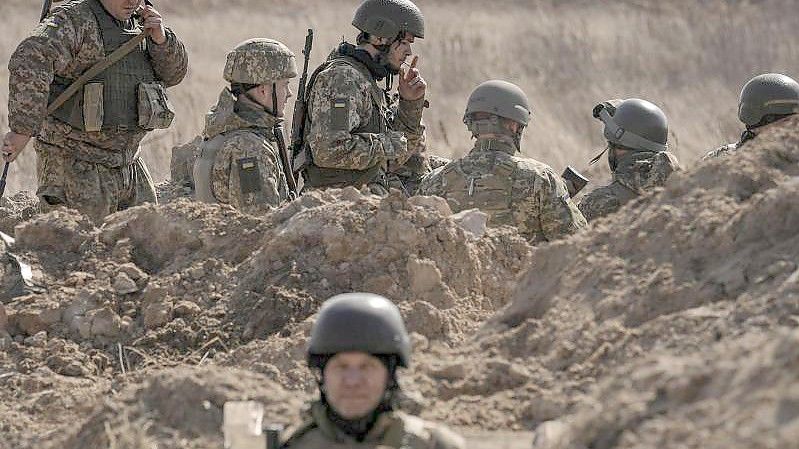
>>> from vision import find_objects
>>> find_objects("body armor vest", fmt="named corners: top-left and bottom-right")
top-left (302, 56), bottom-right (389, 189)
top-left (49, 0), bottom-right (157, 132)
top-left (193, 135), bottom-right (226, 203)
top-left (438, 144), bottom-right (518, 226)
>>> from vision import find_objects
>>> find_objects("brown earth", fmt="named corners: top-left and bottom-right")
top-left (1, 117), bottom-right (799, 448)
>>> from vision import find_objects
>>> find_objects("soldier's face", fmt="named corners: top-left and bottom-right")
top-left (101, 0), bottom-right (143, 21)
top-left (387, 33), bottom-right (415, 70)
top-left (272, 78), bottom-right (293, 117)
top-left (323, 352), bottom-right (389, 419)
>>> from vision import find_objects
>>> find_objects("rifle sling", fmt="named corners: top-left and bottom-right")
top-left (46, 31), bottom-right (148, 115)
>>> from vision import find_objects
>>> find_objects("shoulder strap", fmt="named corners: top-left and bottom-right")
top-left (46, 31), bottom-right (148, 115)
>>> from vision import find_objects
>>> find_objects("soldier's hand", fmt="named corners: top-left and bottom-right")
top-left (398, 55), bottom-right (427, 101)
top-left (139, 5), bottom-right (167, 45)
top-left (2, 132), bottom-right (31, 163)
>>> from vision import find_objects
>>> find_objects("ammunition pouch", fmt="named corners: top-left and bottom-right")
top-left (138, 82), bottom-right (175, 130)
top-left (47, 0), bottom-right (164, 132)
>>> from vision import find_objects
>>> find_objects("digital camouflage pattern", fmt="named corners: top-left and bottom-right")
top-left (203, 89), bottom-right (289, 212)
top-left (702, 118), bottom-right (791, 161)
top-left (282, 401), bottom-right (464, 449)
top-left (7, 0), bottom-right (188, 220)
top-left (304, 52), bottom-right (426, 193)
top-left (35, 141), bottom-right (156, 221)
top-left (579, 150), bottom-right (681, 221)
top-left (223, 38), bottom-right (297, 85)
top-left (418, 137), bottom-right (587, 243)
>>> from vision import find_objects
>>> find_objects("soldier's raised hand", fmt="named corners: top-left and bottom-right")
top-left (138, 4), bottom-right (167, 45)
top-left (2, 132), bottom-right (31, 163)
top-left (398, 55), bottom-right (427, 101)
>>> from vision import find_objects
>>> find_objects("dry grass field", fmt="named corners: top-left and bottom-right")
top-left (1, 0), bottom-right (798, 195)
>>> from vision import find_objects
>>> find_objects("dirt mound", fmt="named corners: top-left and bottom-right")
top-left (531, 328), bottom-right (799, 449)
top-left (419, 115), bottom-right (799, 430)
top-left (49, 367), bottom-right (300, 449)
top-left (3, 117), bottom-right (799, 448)
top-left (0, 187), bottom-right (532, 447)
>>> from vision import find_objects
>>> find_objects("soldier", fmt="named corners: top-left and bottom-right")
top-left (418, 80), bottom-right (586, 243)
top-left (281, 293), bottom-right (464, 449)
top-left (296, 0), bottom-right (428, 196)
top-left (703, 73), bottom-right (799, 160)
top-left (192, 39), bottom-right (296, 213)
top-left (1, 0), bottom-right (188, 222)
top-left (578, 99), bottom-right (681, 222)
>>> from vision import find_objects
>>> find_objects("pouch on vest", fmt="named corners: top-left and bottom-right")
top-left (82, 82), bottom-right (104, 132)
top-left (138, 82), bottom-right (175, 130)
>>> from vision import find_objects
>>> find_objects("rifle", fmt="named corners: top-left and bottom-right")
top-left (0, 163), bottom-right (9, 198)
top-left (289, 29), bottom-right (314, 176)
top-left (274, 124), bottom-right (298, 198)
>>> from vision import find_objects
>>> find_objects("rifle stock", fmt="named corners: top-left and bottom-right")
top-left (290, 29), bottom-right (314, 175)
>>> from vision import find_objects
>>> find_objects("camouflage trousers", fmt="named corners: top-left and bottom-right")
top-left (35, 141), bottom-right (157, 222)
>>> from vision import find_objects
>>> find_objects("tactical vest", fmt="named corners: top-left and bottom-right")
top-left (48, 0), bottom-right (157, 132)
top-left (282, 407), bottom-right (461, 449)
top-left (301, 56), bottom-right (389, 189)
top-left (438, 144), bottom-right (518, 226)
top-left (193, 134), bottom-right (226, 203)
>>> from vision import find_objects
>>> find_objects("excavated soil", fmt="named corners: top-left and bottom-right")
top-left (1, 116), bottom-right (799, 448)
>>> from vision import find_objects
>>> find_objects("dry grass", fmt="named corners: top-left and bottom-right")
top-left (2, 0), bottom-right (798, 195)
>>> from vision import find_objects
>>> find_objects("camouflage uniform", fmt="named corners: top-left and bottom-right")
top-left (702, 122), bottom-right (781, 160)
top-left (283, 401), bottom-right (463, 449)
top-left (578, 150), bottom-right (680, 221)
top-left (7, 0), bottom-right (187, 221)
top-left (418, 136), bottom-right (587, 243)
top-left (300, 45), bottom-right (426, 195)
top-left (195, 89), bottom-right (289, 213)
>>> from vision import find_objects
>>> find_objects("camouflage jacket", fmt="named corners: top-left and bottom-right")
top-left (282, 402), bottom-right (464, 449)
top-left (579, 150), bottom-right (680, 221)
top-left (418, 137), bottom-right (587, 243)
top-left (201, 89), bottom-right (289, 212)
top-left (7, 0), bottom-right (188, 167)
top-left (303, 45), bottom-right (426, 188)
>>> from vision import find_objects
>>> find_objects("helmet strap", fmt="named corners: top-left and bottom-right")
top-left (589, 145), bottom-right (609, 166)
top-left (271, 82), bottom-right (280, 118)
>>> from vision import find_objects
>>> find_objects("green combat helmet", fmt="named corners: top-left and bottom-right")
top-left (463, 80), bottom-right (531, 146)
top-left (223, 38), bottom-right (298, 85)
top-left (352, 0), bottom-right (425, 39)
top-left (593, 98), bottom-right (668, 153)
top-left (307, 293), bottom-right (411, 368)
top-left (738, 73), bottom-right (799, 128)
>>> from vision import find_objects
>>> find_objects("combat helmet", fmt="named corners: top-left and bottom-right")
top-left (223, 38), bottom-right (298, 85)
top-left (464, 80), bottom-right (532, 126)
top-left (352, 0), bottom-right (425, 40)
top-left (593, 98), bottom-right (668, 152)
top-left (462, 80), bottom-right (531, 146)
top-left (307, 293), bottom-right (411, 368)
top-left (738, 73), bottom-right (799, 128)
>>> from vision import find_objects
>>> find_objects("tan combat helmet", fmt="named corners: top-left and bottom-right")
top-left (223, 38), bottom-right (298, 85)
top-left (738, 73), bottom-right (799, 128)
top-left (352, 0), bottom-right (425, 39)
top-left (307, 293), bottom-right (412, 368)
